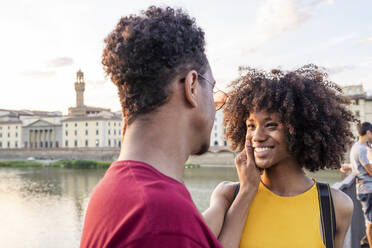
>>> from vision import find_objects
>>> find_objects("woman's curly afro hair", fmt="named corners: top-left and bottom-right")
top-left (223, 64), bottom-right (357, 171)
top-left (102, 6), bottom-right (207, 124)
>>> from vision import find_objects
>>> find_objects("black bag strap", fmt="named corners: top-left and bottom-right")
top-left (233, 183), bottom-right (240, 199)
top-left (316, 182), bottom-right (336, 248)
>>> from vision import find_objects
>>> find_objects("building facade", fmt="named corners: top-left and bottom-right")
top-left (343, 85), bottom-right (372, 122)
top-left (210, 110), bottom-right (227, 147)
top-left (0, 70), bottom-right (229, 149)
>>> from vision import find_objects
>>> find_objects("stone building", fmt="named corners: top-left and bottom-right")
top-left (62, 70), bottom-right (122, 148)
top-left (343, 85), bottom-right (372, 122)
top-left (0, 109), bottom-right (62, 149)
top-left (210, 110), bottom-right (227, 147)
top-left (0, 70), bottom-right (228, 150)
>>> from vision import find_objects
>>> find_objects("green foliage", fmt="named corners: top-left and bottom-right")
top-left (48, 160), bottom-right (111, 169)
top-left (0, 160), bottom-right (43, 167)
top-left (184, 163), bottom-right (200, 169)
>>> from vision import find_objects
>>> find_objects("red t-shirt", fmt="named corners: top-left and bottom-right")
top-left (80, 160), bottom-right (223, 248)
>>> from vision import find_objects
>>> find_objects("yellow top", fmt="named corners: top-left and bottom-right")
top-left (239, 181), bottom-right (325, 248)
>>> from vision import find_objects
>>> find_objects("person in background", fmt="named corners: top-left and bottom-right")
top-left (80, 6), bottom-right (258, 248)
top-left (350, 122), bottom-right (372, 247)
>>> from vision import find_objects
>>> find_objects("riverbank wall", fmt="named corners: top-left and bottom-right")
top-left (0, 148), bottom-right (236, 166)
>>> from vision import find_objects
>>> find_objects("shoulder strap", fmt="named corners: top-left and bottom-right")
top-left (233, 183), bottom-right (240, 200)
top-left (316, 182), bottom-right (336, 248)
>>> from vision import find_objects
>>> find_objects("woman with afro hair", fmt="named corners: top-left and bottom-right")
top-left (207, 65), bottom-right (356, 248)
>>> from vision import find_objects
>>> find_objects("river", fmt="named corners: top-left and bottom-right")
top-left (0, 166), bottom-right (342, 248)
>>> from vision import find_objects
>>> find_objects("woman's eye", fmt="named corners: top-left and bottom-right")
top-left (266, 123), bottom-right (278, 128)
top-left (247, 124), bottom-right (255, 129)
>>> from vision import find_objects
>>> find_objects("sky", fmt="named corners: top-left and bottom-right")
top-left (0, 0), bottom-right (371, 114)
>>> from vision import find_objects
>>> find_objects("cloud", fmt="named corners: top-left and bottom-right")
top-left (360, 36), bottom-right (372, 44)
top-left (328, 33), bottom-right (356, 45)
top-left (255, 0), bottom-right (308, 43)
top-left (46, 57), bottom-right (74, 68)
top-left (251, 0), bottom-right (332, 48)
top-left (21, 71), bottom-right (56, 79)
top-left (86, 79), bottom-right (107, 88)
top-left (326, 65), bottom-right (356, 74)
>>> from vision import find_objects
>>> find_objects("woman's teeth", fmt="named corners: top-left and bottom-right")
top-left (255, 147), bottom-right (272, 152)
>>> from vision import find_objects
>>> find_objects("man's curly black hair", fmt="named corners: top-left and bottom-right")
top-left (223, 64), bottom-right (358, 171)
top-left (102, 6), bottom-right (207, 124)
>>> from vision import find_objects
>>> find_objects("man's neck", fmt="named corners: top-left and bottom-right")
top-left (117, 115), bottom-right (191, 183)
top-left (359, 136), bottom-right (368, 145)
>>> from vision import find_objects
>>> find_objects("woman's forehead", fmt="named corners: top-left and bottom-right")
top-left (246, 110), bottom-right (280, 121)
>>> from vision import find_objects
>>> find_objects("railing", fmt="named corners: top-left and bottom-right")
top-left (333, 174), bottom-right (365, 248)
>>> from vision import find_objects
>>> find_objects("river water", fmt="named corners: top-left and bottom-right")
top-left (0, 166), bottom-right (342, 248)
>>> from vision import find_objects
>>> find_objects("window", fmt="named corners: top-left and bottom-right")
top-left (214, 141), bottom-right (219, 146)
top-left (108, 130), bottom-right (111, 135)
top-left (96, 122), bottom-right (99, 126)
top-left (114, 130), bottom-right (116, 135)
top-left (114, 139), bottom-right (117, 147)
top-left (0, 141), bottom-right (2, 148)
top-left (114, 122), bottom-right (116, 127)
top-left (96, 130), bottom-right (99, 135)
top-left (108, 122), bottom-right (111, 126)
top-left (15, 141), bottom-right (18, 148)
top-left (8, 133), bottom-right (10, 138)
top-left (75, 123), bottom-right (77, 127)
top-left (85, 140), bottom-right (88, 147)
top-left (118, 140), bottom-right (121, 147)
top-left (65, 140), bottom-right (68, 147)
top-left (95, 139), bottom-right (99, 147)
top-left (65, 131), bottom-right (68, 136)
top-left (356, 110), bottom-right (360, 118)
top-left (355, 99), bottom-right (359, 105)
top-left (85, 130), bottom-right (88, 135)
top-left (65, 123), bottom-right (68, 127)
top-left (40, 142), bottom-right (43, 148)
top-left (74, 130), bottom-right (77, 136)
top-left (24, 141), bottom-right (28, 148)
top-left (16, 132), bottom-right (18, 138)
top-left (74, 140), bottom-right (78, 147)
top-left (215, 133), bottom-right (217, 137)
top-left (224, 141), bottom-right (227, 146)
top-left (16, 126), bottom-right (18, 129)
top-left (119, 130), bottom-right (121, 135)
top-left (108, 139), bottom-right (111, 147)
top-left (8, 126), bottom-right (10, 130)
top-left (7, 141), bottom-right (10, 148)
top-left (0, 133), bottom-right (2, 138)
top-left (85, 122), bottom-right (88, 127)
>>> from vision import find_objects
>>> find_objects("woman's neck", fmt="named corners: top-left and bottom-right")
top-left (261, 158), bottom-right (314, 196)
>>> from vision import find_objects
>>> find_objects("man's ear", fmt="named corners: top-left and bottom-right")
top-left (184, 70), bottom-right (198, 108)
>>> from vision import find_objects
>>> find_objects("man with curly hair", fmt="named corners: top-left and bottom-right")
top-left (351, 122), bottom-right (372, 247)
top-left (80, 6), bottom-right (258, 248)
top-left (206, 65), bottom-right (355, 248)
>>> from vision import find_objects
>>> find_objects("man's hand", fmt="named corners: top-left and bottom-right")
top-left (340, 164), bottom-right (352, 174)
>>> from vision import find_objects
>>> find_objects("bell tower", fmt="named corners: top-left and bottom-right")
top-left (75, 69), bottom-right (85, 107)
